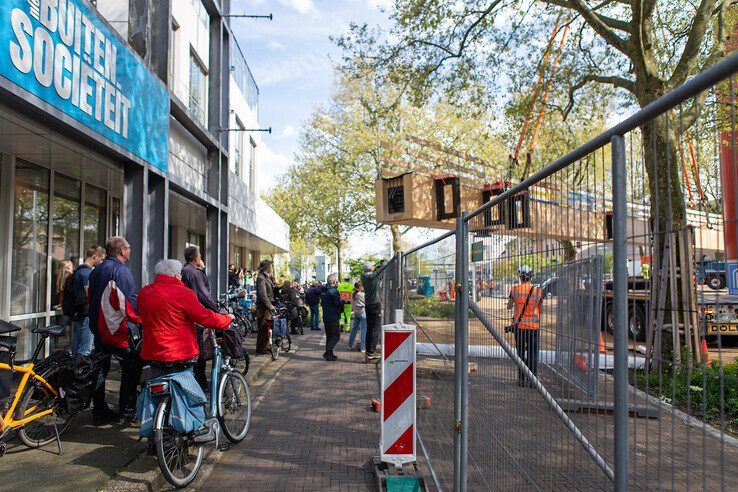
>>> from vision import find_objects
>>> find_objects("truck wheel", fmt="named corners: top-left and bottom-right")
top-left (706, 274), bottom-right (725, 291)
top-left (629, 305), bottom-right (647, 342)
top-left (604, 301), bottom-right (615, 334)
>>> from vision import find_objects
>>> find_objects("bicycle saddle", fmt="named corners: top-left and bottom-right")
top-left (0, 319), bottom-right (21, 335)
top-left (31, 325), bottom-right (65, 336)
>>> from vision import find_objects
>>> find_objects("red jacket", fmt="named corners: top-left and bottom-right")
top-left (137, 275), bottom-right (232, 362)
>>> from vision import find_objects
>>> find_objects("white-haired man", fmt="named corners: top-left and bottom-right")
top-left (137, 259), bottom-right (233, 366)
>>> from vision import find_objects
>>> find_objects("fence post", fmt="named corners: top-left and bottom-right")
top-left (397, 252), bottom-right (404, 311)
top-left (453, 212), bottom-right (469, 492)
top-left (611, 134), bottom-right (628, 491)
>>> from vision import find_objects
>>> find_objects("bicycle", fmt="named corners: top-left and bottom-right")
top-left (267, 307), bottom-right (291, 361)
top-left (148, 328), bottom-right (252, 488)
top-left (0, 320), bottom-right (77, 457)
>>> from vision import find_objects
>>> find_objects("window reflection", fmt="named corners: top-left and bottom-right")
top-left (84, 184), bottom-right (107, 250)
top-left (51, 174), bottom-right (81, 308)
top-left (11, 162), bottom-right (49, 316)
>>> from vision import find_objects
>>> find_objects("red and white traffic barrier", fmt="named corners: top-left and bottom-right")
top-left (380, 309), bottom-right (416, 466)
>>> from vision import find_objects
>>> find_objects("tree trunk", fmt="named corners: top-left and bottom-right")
top-left (560, 240), bottom-right (577, 262)
top-left (641, 115), bottom-right (689, 365)
top-left (391, 225), bottom-right (402, 253)
top-left (336, 245), bottom-right (342, 279)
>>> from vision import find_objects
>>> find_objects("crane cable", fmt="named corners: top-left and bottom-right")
top-left (509, 13), bottom-right (570, 184)
top-left (512, 13), bottom-right (564, 164)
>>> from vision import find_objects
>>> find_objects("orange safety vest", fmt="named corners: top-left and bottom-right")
top-left (510, 282), bottom-right (542, 330)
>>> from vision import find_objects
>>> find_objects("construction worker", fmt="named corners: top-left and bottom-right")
top-left (641, 256), bottom-right (651, 280)
top-left (337, 275), bottom-right (354, 332)
top-left (507, 265), bottom-right (543, 387)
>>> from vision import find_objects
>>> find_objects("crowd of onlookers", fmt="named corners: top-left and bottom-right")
top-left (52, 235), bottom-right (392, 424)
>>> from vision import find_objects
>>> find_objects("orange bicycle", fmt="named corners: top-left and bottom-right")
top-left (0, 320), bottom-right (76, 457)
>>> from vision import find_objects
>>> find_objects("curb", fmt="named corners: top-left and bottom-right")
top-left (103, 338), bottom-right (305, 491)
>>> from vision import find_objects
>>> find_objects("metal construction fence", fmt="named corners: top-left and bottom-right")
top-left (380, 51), bottom-right (738, 491)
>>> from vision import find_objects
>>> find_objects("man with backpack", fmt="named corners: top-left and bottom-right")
top-left (88, 236), bottom-right (141, 423)
top-left (61, 245), bottom-right (105, 356)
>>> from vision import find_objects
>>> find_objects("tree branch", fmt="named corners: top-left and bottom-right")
top-left (564, 73), bottom-right (636, 117)
top-left (541, 0), bottom-right (631, 55)
top-left (668, 0), bottom-right (719, 87)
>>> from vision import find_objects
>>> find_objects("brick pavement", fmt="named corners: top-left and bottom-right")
top-left (203, 331), bottom-right (382, 491)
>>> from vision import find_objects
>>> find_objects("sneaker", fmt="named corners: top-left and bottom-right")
top-left (328, 354), bottom-right (338, 361)
top-left (360, 349), bottom-right (365, 354)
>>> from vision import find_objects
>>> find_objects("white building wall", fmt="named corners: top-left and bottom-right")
top-left (93, 0), bottom-right (129, 38)
top-left (170, 0), bottom-right (211, 121)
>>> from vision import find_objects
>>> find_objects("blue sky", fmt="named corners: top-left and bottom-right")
top-left (230, 0), bottom-right (391, 195)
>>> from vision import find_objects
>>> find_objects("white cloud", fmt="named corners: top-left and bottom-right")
top-left (365, 0), bottom-right (393, 11)
top-left (281, 124), bottom-right (298, 138)
top-left (253, 52), bottom-right (333, 87)
top-left (267, 41), bottom-right (285, 50)
top-left (257, 141), bottom-right (293, 195)
top-left (278, 0), bottom-right (317, 15)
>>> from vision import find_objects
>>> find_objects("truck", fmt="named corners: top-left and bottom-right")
top-left (602, 277), bottom-right (738, 341)
top-left (696, 260), bottom-right (727, 290)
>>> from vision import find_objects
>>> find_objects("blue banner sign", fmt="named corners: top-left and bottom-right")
top-left (0, 0), bottom-right (169, 171)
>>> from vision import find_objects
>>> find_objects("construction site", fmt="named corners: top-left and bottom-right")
top-left (372, 22), bottom-right (738, 491)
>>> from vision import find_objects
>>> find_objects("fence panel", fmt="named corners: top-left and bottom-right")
top-left (378, 53), bottom-right (738, 490)
top-left (402, 234), bottom-right (458, 491)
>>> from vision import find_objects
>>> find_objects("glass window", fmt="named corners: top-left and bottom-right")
top-left (111, 196), bottom-right (121, 236)
top-left (168, 22), bottom-right (179, 92)
top-left (11, 162), bottom-right (50, 316)
top-left (233, 118), bottom-right (244, 178)
top-left (248, 138), bottom-right (256, 188)
top-left (84, 184), bottom-right (107, 251)
top-left (189, 52), bottom-right (208, 126)
top-left (51, 174), bottom-right (81, 308)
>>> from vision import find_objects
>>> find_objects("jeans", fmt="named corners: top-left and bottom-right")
top-left (365, 302), bottom-right (382, 356)
top-left (71, 317), bottom-right (94, 356)
top-left (514, 329), bottom-right (539, 382)
top-left (324, 320), bottom-right (341, 357)
top-left (309, 304), bottom-right (320, 330)
top-left (348, 312), bottom-right (367, 350)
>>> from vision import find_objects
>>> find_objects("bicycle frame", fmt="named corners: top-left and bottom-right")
top-left (0, 361), bottom-right (57, 433)
top-left (208, 330), bottom-right (222, 419)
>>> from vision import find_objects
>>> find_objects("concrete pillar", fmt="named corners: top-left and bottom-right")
top-left (146, 171), bottom-right (168, 285)
top-left (206, 205), bottom-right (219, 291)
top-left (124, 163), bottom-right (147, 288)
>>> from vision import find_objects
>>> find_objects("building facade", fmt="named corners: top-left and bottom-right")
top-left (0, 0), bottom-right (288, 359)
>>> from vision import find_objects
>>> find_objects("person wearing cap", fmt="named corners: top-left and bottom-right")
top-left (255, 259), bottom-right (277, 354)
top-left (507, 265), bottom-right (543, 387)
top-left (337, 275), bottom-right (354, 332)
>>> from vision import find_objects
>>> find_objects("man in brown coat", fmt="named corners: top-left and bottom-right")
top-left (255, 259), bottom-right (276, 354)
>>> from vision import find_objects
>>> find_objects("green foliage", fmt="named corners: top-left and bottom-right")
top-left (347, 254), bottom-right (382, 279)
top-left (406, 296), bottom-right (456, 319)
top-left (406, 296), bottom-right (477, 320)
top-left (632, 358), bottom-right (738, 434)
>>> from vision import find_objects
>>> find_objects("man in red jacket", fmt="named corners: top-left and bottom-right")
top-left (137, 259), bottom-right (233, 365)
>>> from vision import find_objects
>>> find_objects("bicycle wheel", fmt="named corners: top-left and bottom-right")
top-left (280, 334), bottom-right (292, 353)
top-left (269, 332), bottom-right (278, 361)
top-left (218, 371), bottom-right (252, 443)
top-left (16, 364), bottom-right (76, 449)
top-left (154, 396), bottom-right (204, 489)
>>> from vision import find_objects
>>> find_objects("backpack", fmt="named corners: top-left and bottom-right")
top-left (60, 272), bottom-right (78, 318)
